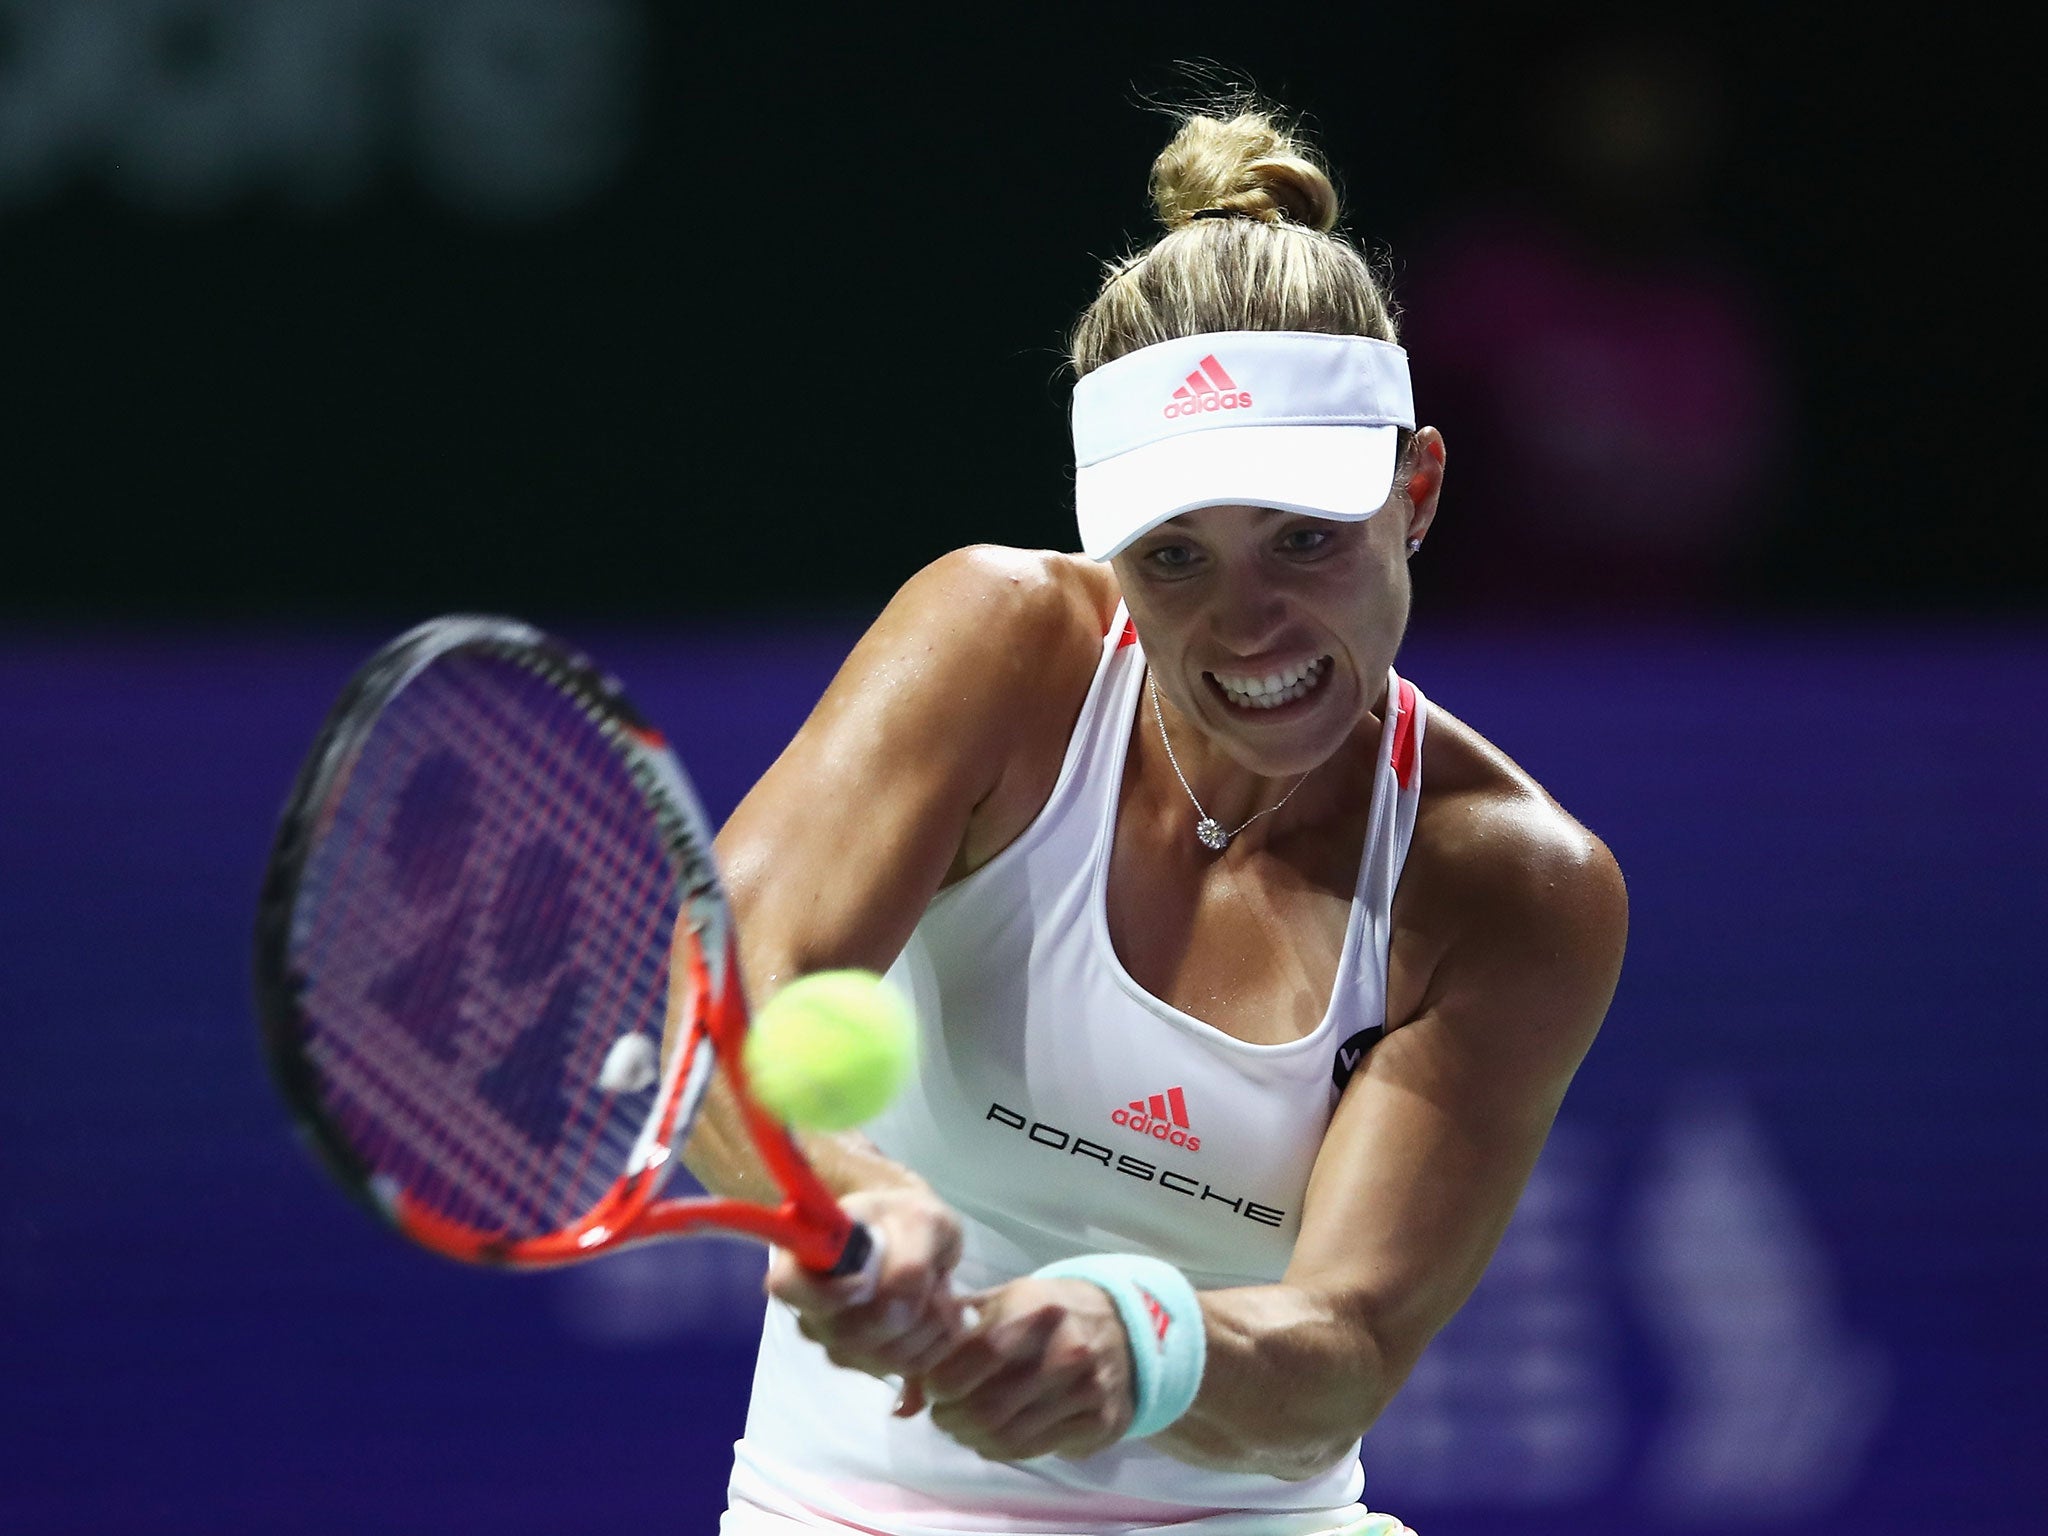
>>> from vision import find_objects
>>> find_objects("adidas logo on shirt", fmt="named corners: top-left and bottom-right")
top-left (1112, 1085), bottom-right (1201, 1151)
top-left (1163, 354), bottom-right (1252, 420)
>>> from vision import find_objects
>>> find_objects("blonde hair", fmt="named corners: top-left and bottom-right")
top-left (1070, 106), bottom-right (1400, 378)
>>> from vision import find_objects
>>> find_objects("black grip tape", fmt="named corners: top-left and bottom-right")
top-left (825, 1221), bottom-right (874, 1279)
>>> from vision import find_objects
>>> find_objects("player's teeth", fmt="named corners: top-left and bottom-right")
top-left (1216, 657), bottom-right (1327, 707)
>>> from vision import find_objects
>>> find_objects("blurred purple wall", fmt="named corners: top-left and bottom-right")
top-left (3, 620), bottom-right (2043, 1534)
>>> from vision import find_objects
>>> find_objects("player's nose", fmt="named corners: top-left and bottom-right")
top-left (1203, 567), bottom-right (1294, 659)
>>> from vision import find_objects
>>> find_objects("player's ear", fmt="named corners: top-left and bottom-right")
top-left (1400, 428), bottom-right (1446, 551)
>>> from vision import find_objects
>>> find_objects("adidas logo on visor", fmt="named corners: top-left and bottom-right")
top-left (1163, 355), bottom-right (1252, 420)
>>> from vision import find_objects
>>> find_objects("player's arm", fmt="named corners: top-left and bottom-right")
top-left (671, 545), bottom-right (1106, 1384)
top-left (922, 793), bottom-right (1626, 1469)
top-left (1153, 802), bottom-right (1627, 1477)
top-left (677, 543), bottom-right (1100, 1198)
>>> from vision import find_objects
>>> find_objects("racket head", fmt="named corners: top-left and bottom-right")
top-left (254, 616), bottom-right (733, 1266)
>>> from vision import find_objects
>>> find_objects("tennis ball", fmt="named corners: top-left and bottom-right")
top-left (743, 969), bottom-right (914, 1131)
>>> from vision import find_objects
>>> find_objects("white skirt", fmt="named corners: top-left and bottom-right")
top-left (722, 1485), bottom-right (1416, 1536)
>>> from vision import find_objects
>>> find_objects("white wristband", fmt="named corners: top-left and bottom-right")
top-left (1033, 1253), bottom-right (1206, 1439)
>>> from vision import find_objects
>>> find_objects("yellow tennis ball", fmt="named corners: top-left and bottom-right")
top-left (743, 969), bottom-right (914, 1131)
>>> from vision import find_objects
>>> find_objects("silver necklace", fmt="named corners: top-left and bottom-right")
top-left (1149, 675), bottom-right (1308, 851)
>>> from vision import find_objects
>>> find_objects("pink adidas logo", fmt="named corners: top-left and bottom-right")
top-left (1164, 354), bottom-right (1252, 420)
top-left (1112, 1085), bottom-right (1201, 1152)
top-left (1137, 1285), bottom-right (1172, 1344)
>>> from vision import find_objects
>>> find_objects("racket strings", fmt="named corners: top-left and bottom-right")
top-left (292, 651), bottom-right (682, 1240)
top-left (337, 662), bottom-right (665, 1228)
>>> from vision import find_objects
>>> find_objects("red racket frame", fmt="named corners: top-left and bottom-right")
top-left (389, 917), bottom-right (860, 1273)
top-left (255, 618), bottom-right (871, 1281)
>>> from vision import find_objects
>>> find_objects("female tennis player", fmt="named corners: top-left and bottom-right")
top-left (689, 103), bottom-right (1627, 1535)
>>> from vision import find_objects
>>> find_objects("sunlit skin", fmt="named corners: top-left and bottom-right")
top-left (679, 420), bottom-right (1626, 1477)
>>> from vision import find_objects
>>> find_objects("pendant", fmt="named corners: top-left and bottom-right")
top-left (1195, 816), bottom-right (1229, 851)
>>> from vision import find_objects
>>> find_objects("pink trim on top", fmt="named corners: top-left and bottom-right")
top-left (1390, 677), bottom-right (1419, 789)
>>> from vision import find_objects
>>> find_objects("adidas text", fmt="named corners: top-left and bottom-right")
top-left (1110, 1108), bottom-right (1201, 1151)
top-left (1163, 390), bottom-right (1253, 421)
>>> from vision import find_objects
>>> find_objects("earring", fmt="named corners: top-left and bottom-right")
top-left (1406, 537), bottom-right (1422, 556)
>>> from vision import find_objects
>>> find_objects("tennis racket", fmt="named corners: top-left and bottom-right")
top-left (253, 615), bottom-right (874, 1281)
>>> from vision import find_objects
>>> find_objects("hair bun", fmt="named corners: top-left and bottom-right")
top-left (1069, 97), bottom-right (1396, 377)
top-left (1150, 110), bottom-right (1340, 234)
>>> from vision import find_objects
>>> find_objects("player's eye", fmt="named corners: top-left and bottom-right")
top-left (1277, 526), bottom-right (1334, 556)
top-left (1143, 543), bottom-right (1201, 573)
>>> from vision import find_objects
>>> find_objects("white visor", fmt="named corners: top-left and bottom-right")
top-left (1071, 330), bottom-right (1415, 561)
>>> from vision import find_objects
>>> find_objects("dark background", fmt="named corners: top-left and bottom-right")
top-left (4, 4), bottom-right (2043, 1534)
top-left (2, 1), bottom-right (2035, 625)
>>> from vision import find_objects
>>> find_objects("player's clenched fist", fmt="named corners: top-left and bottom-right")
top-left (919, 1276), bottom-right (1136, 1462)
top-left (765, 1182), bottom-right (969, 1385)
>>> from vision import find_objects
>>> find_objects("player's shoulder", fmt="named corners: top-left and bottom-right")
top-left (879, 545), bottom-right (1118, 686)
top-left (1407, 701), bottom-right (1628, 966)
top-left (895, 545), bottom-right (1116, 639)
top-left (873, 549), bottom-right (1118, 877)
top-left (848, 546), bottom-right (1115, 727)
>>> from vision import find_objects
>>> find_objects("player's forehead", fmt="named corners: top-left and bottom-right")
top-left (1146, 505), bottom-right (1373, 544)
top-left (1154, 506), bottom-right (1305, 533)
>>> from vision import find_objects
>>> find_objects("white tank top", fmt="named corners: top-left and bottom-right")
top-left (728, 607), bottom-right (1429, 1535)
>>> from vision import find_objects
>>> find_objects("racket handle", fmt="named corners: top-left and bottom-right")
top-left (825, 1220), bottom-right (875, 1279)
top-left (811, 1220), bottom-right (883, 1304)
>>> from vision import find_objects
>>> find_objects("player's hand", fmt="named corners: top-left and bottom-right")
top-left (765, 1181), bottom-right (970, 1389)
top-left (918, 1275), bottom-right (1135, 1462)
